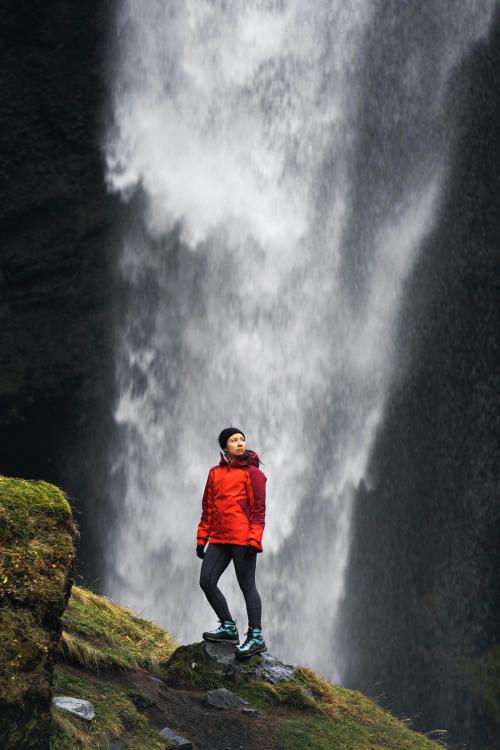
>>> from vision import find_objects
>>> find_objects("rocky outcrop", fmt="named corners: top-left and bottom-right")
top-left (0, 476), bottom-right (78, 750)
top-left (0, 479), bottom-right (446, 750)
top-left (163, 640), bottom-right (297, 691)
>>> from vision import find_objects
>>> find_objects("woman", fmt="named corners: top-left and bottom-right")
top-left (196, 427), bottom-right (267, 659)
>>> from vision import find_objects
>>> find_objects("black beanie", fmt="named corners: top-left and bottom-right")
top-left (218, 427), bottom-right (245, 450)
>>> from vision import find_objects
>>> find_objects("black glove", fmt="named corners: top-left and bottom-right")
top-left (244, 545), bottom-right (258, 557)
top-left (196, 545), bottom-right (206, 559)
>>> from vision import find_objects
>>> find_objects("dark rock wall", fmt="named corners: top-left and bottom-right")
top-left (0, 4), bottom-right (116, 587)
top-left (339, 13), bottom-right (500, 750)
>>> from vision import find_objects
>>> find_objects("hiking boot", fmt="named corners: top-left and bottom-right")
top-left (234, 627), bottom-right (267, 659)
top-left (202, 619), bottom-right (240, 644)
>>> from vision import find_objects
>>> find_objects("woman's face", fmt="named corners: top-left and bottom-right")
top-left (225, 433), bottom-right (246, 459)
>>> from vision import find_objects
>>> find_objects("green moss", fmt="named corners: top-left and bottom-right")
top-left (50, 671), bottom-right (172, 750)
top-left (235, 678), bottom-right (318, 713)
top-left (275, 715), bottom-right (442, 750)
top-left (59, 585), bottom-right (177, 674)
top-left (0, 476), bottom-right (77, 613)
top-left (0, 605), bottom-right (51, 704)
top-left (0, 475), bottom-right (78, 749)
top-left (161, 642), bottom-right (226, 690)
top-left (235, 671), bottom-right (443, 750)
top-left (0, 477), bottom-right (72, 531)
top-left (266, 667), bottom-right (445, 750)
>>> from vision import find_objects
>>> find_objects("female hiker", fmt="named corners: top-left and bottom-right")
top-left (196, 427), bottom-right (267, 659)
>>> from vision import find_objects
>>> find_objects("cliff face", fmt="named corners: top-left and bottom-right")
top-left (339, 13), bottom-right (500, 750)
top-left (0, 476), bottom-right (78, 750)
top-left (0, 3), bottom-right (116, 585)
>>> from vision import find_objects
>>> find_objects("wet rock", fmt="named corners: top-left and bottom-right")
top-left (203, 641), bottom-right (297, 684)
top-left (254, 653), bottom-right (297, 684)
top-left (159, 726), bottom-right (192, 748)
top-left (52, 696), bottom-right (95, 721)
top-left (206, 687), bottom-right (249, 709)
top-left (204, 641), bottom-right (237, 668)
top-left (242, 707), bottom-right (261, 716)
top-left (163, 641), bottom-right (298, 694)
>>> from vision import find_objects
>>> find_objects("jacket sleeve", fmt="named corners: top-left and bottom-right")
top-left (196, 470), bottom-right (213, 547)
top-left (247, 467), bottom-right (266, 552)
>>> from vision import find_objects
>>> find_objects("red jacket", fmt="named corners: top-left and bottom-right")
top-left (196, 450), bottom-right (266, 552)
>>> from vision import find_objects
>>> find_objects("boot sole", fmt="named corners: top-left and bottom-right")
top-left (203, 634), bottom-right (240, 645)
top-left (235, 645), bottom-right (267, 660)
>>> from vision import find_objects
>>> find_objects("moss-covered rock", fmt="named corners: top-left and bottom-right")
top-left (0, 476), bottom-right (78, 750)
top-left (162, 641), bottom-right (227, 690)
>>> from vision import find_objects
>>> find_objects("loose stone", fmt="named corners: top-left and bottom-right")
top-left (52, 696), bottom-right (95, 721)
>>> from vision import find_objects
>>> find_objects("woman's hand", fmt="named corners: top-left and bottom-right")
top-left (245, 545), bottom-right (258, 557)
top-left (196, 545), bottom-right (206, 559)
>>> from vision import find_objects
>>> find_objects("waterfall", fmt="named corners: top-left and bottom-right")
top-left (103, 1), bottom-right (494, 680)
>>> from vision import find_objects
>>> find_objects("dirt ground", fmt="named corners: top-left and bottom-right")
top-left (56, 662), bottom-right (299, 750)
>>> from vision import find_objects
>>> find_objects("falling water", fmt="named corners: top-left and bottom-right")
top-left (104, 1), bottom-right (494, 680)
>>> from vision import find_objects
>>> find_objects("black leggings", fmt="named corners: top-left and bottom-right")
top-left (199, 543), bottom-right (262, 628)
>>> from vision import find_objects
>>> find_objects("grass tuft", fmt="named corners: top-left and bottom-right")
top-left (50, 671), bottom-right (171, 750)
top-left (58, 585), bottom-right (177, 674)
top-left (273, 665), bottom-right (447, 749)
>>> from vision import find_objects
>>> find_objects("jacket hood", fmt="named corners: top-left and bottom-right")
top-left (219, 449), bottom-right (261, 468)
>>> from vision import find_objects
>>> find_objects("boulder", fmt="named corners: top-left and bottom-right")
top-left (242, 707), bottom-right (261, 716)
top-left (254, 652), bottom-right (298, 684)
top-left (0, 477), bottom-right (78, 750)
top-left (52, 696), bottom-right (95, 721)
top-left (203, 641), bottom-right (297, 684)
top-left (206, 687), bottom-right (249, 709)
top-left (163, 640), bottom-right (298, 692)
top-left (159, 726), bottom-right (193, 748)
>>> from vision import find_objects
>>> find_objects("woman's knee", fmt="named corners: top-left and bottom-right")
top-left (238, 578), bottom-right (257, 595)
top-left (199, 571), bottom-right (211, 592)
